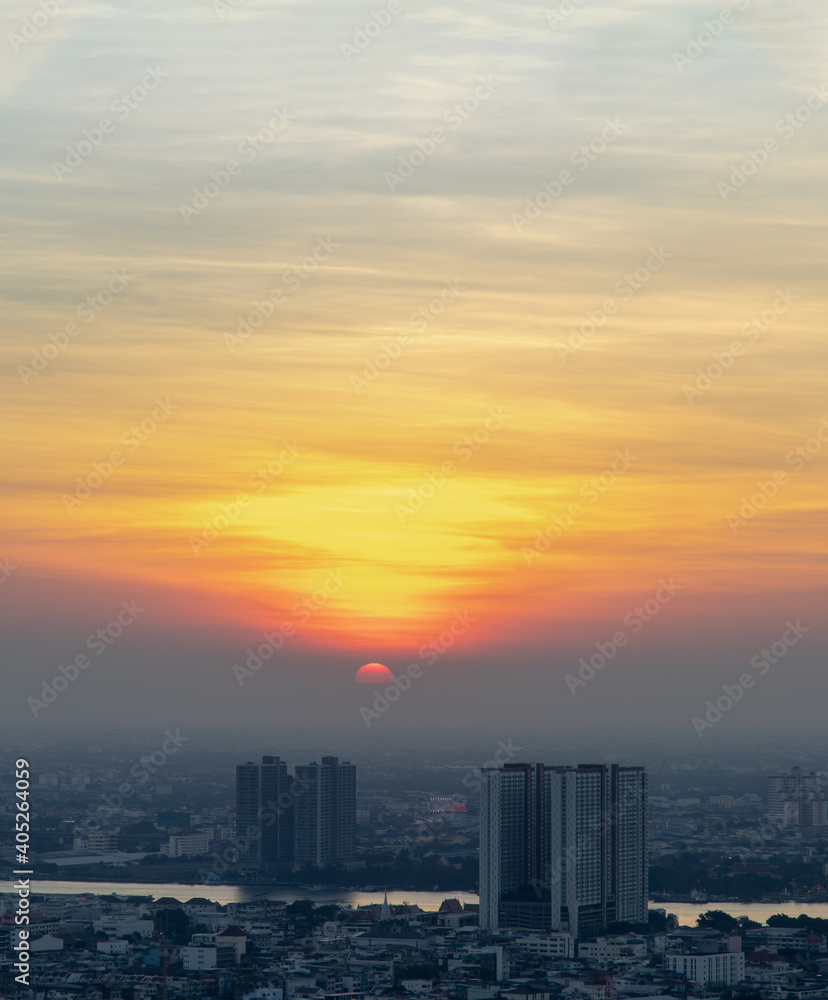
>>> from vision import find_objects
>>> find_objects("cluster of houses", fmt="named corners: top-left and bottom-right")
top-left (3, 892), bottom-right (828, 1000)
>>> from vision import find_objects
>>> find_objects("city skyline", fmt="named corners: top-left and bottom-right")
top-left (2, 0), bottom-right (826, 994)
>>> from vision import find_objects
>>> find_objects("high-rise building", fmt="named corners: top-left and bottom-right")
top-left (612, 764), bottom-right (649, 925)
top-left (235, 761), bottom-right (261, 867)
top-left (234, 756), bottom-right (295, 871)
top-left (293, 756), bottom-right (356, 867)
top-left (479, 762), bottom-right (647, 938)
top-left (768, 767), bottom-right (827, 828)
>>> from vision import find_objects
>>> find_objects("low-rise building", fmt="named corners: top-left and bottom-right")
top-left (578, 936), bottom-right (647, 962)
top-left (666, 951), bottom-right (745, 985)
top-left (29, 934), bottom-right (65, 952)
top-left (181, 943), bottom-right (237, 970)
top-left (164, 829), bottom-right (212, 857)
top-left (97, 939), bottom-right (130, 954)
top-left (93, 916), bottom-right (154, 938)
top-left (514, 934), bottom-right (575, 958)
top-left (191, 926), bottom-right (247, 960)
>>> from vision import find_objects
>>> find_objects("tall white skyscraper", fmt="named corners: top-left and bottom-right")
top-left (479, 763), bottom-right (647, 938)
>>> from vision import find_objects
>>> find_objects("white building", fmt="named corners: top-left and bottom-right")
top-left (182, 944), bottom-right (236, 970)
top-left (666, 951), bottom-right (745, 985)
top-left (578, 935), bottom-right (647, 962)
top-left (93, 917), bottom-right (154, 938)
top-left (164, 830), bottom-right (211, 857)
top-left (743, 927), bottom-right (826, 953)
top-left (97, 939), bottom-right (130, 954)
top-left (401, 981), bottom-right (433, 994)
top-left (514, 934), bottom-right (575, 958)
top-left (88, 830), bottom-right (121, 851)
top-left (29, 934), bottom-right (64, 952)
top-left (191, 928), bottom-right (247, 960)
top-left (73, 830), bottom-right (122, 852)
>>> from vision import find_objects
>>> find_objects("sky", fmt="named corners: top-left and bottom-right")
top-left (1, 0), bottom-right (826, 739)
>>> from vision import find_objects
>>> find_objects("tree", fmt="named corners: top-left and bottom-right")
top-left (286, 899), bottom-right (341, 928)
top-left (286, 899), bottom-right (317, 921)
top-left (697, 910), bottom-right (739, 933)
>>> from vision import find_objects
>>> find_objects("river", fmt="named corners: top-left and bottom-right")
top-left (4, 881), bottom-right (479, 910)
top-left (7, 882), bottom-right (828, 924)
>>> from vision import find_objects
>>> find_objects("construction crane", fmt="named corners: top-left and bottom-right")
top-left (151, 910), bottom-right (170, 1000)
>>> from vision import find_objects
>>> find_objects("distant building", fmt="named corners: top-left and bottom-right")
top-left (294, 756), bottom-right (356, 867)
top-left (430, 796), bottom-right (455, 811)
top-left (479, 763), bottom-right (647, 938)
top-left (87, 830), bottom-right (120, 852)
top-left (235, 756), bottom-right (295, 870)
top-left (164, 830), bottom-right (211, 857)
top-left (430, 797), bottom-right (469, 827)
top-left (709, 795), bottom-right (737, 808)
top-left (768, 767), bottom-right (827, 828)
top-left (742, 926), bottom-right (827, 954)
top-left (235, 753), bottom-right (355, 869)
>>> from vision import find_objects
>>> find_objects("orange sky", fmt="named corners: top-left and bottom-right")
top-left (1, 0), bottom-right (826, 732)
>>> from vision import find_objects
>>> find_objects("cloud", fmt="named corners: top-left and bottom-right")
top-left (0, 0), bottom-right (825, 733)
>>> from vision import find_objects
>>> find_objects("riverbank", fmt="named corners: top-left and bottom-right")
top-left (7, 881), bottom-right (828, 925)
top-left (663, 900), bottom-right (828, 926)
top-left (0, 881), bottom-right (480, 910)
top-left (38, 871), bottom-right (828, 906)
